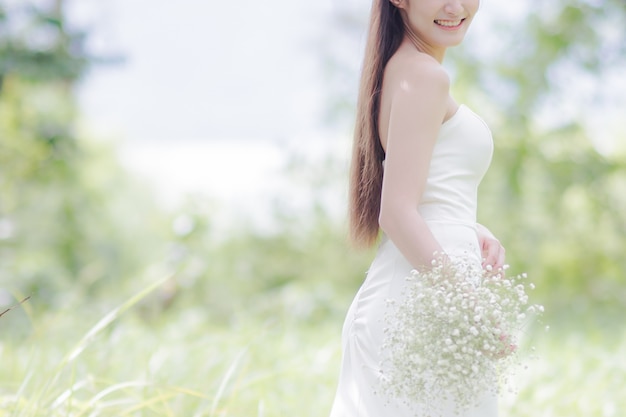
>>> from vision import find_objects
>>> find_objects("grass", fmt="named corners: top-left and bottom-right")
top-left (501, 318), bottom-right (626, 417)
top-left (0, 281), bottom-right (624, 417)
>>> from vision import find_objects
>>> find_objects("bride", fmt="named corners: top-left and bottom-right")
top-left (329, 0), bottom-right (506, 416)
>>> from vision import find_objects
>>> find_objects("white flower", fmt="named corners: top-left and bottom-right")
top-left (381, 253), bottom-right (543, 413)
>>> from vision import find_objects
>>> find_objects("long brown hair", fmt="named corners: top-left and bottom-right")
top-left (349, 0), bottom-right (405, 247)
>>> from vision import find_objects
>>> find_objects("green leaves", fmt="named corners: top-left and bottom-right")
top-left (0, 4), bottom-right (89, 84)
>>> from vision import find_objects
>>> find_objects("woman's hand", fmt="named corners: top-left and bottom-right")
top-left (476, 223), bottom-right (505, 272)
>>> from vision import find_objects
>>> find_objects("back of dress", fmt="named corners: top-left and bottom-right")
top-left (329, 105), bottom-right (498, 417)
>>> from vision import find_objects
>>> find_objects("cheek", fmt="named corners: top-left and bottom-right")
top-left (470, 0), bottom-right (480, 14)
top-left (406, 10), bottom-right (432, 32)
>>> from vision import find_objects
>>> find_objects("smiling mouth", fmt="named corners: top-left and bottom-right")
top-left (434, 19), bottom-right (465, 28)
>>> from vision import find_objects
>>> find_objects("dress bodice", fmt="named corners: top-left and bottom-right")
top-left (417, 104), bottom-right (493, 225)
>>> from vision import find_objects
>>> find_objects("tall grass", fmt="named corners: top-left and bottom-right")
top-left (0, 279), bottom-right (339, 417)
top-left (0, 281), bottom-right (623, 417)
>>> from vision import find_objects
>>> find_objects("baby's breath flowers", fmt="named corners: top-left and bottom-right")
top-left (380, 253), bottom-right (542, 415)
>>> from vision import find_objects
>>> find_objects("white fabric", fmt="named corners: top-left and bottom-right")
top-left (329, 105), bottom-right (498, 417)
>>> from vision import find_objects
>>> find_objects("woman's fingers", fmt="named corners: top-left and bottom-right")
top-left (482, 238), bottom-right (505, 272)
top-left (496, 245), bottom-right (506, 271)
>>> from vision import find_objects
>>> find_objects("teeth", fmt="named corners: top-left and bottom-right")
top-left (435, 19), bottom-right (463, 27)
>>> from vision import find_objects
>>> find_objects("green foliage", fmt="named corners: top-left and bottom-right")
top-left (0, 1), bottom-right (92, 88)
top-left (0, 288), bottom-right (623, 416)
top-left (0, 78), bottom-right (169, 311)
top-left (0, 1), bottom-right (166, 313)
top-left (162, 196), bottom-right (372, 323)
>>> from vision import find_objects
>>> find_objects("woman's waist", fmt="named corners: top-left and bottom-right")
top-left (379, 219), bottom-right (480, 261)
top-left (422, 218), bottom-right (478, 230)
top-left (419, 213), bottom-right (478, 231)
top-left (417, 201), bottom-right (477, 227)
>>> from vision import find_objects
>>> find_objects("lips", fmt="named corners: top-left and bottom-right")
top-left (434, 19), bottom-right (465, 28)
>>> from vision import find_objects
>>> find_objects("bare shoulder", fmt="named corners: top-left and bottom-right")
top-left (383, 47), bottom-right (450, 99)
top-left (378, 45), bottom-right (452, 151)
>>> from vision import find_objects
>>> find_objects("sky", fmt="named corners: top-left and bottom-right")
top-left (73, 0), bottom-right (333, 143)
top-left (69, 0), bottom-right (350, 221)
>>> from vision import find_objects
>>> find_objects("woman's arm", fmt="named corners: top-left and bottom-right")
top-left (378, 57), bottom-right (450, 269)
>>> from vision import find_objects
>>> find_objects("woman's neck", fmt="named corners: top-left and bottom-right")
top-left (402, 24), bottom-right (446, 63)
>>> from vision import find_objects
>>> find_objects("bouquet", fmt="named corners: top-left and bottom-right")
top-left (380, 253), bottom-right (543, 414)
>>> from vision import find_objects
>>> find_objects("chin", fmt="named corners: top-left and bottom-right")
top-left (448, 38), bottom-right (466, 47)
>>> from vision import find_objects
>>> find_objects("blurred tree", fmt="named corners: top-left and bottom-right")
top-left (0, 0), bottom-right (166, 313)
top-left (0, 0), bottom-right (91, 91)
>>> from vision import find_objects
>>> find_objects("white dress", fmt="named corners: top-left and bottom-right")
top-left (329, 105), bottom-right (498, 417)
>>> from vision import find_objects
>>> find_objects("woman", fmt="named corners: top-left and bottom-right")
top-left (329, 0), bottom-right (505, 416)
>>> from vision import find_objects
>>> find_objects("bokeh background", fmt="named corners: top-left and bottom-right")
top-left (1, 0), bottom-right (625, 416)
